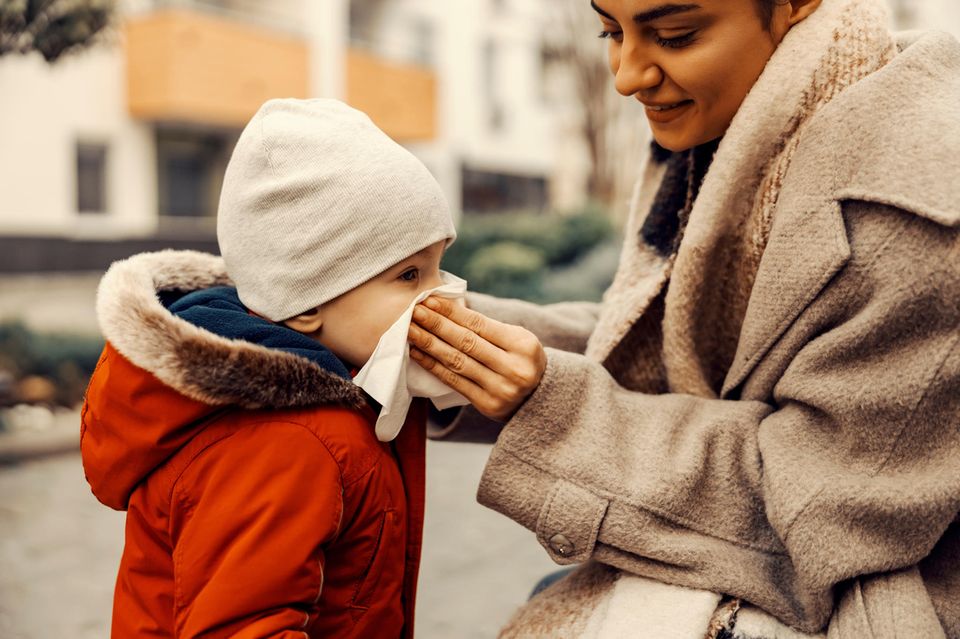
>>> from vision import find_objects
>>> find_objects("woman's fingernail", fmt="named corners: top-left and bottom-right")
top-left (424, 297), bottom-right (439, 310)
top-left (408, 325), bottom-right (420, 339)
top-left (409, 348), bottom-right (423, 361)
top-left (413, 306), bottom-right (427, 322)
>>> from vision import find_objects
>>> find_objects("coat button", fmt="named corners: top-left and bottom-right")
top-left (549, 533), bottom-right (574, 557)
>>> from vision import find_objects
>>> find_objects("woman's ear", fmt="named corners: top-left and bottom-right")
top-left (282, 307), bottom-right (323, 336)
top-left (785, 0), bottom-right (823, 27)
top-left (769, 0), bottom-right (823, 42)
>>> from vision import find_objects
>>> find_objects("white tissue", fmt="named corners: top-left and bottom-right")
top-left (353, 271), bottom-right (470, 441)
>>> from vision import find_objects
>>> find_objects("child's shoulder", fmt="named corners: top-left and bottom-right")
top-left (156, 404), bottom-right (386, 496)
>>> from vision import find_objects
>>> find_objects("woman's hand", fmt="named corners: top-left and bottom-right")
top-left (408, 296), bottom-right (546, 422)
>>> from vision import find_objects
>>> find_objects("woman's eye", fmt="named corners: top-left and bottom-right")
top-left (654, 31), bottom-right (696, 49)
top-left (399, 268), bottom-right (419, 282)
top-left (597, 29), bottom-right (623, 43)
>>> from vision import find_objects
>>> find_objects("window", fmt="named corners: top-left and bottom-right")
top-left (410, 17), bottom-right (433, 67)
top-left (890, 0), bottom-right (918, 28)
top-left (462, 166), bottom-right (547, 213)
top-left (483, 39), bottom-right (505, 131)
top-left (156, 129), bottom-right (232, 220)
top-left (350, 3), bottom-right (434, 68)
top-left (76, 142), bottom-right (108, 214)
top-left (539, 39), bottom-right (566, 104)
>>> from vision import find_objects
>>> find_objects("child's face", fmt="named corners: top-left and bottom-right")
top-left (314, 240), bottom-right (447, 368)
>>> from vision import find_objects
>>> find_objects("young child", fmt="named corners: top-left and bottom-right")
top-left (80, 99), bottom-right (457, 638)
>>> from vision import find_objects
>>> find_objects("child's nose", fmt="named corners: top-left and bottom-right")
top-left (422, 272), bottom-right (444, 290)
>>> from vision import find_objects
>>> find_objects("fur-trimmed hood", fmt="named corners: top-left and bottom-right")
top-left (94, 249), bottom-right (364, 409)
top-left (82, 250), bottom-right (366, 509)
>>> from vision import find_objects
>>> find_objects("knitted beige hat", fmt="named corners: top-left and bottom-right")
top-left (217, 98), bottom-right (456, 321)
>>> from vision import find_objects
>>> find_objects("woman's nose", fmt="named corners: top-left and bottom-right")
top-left (614, 42), bottom-right (663, 97)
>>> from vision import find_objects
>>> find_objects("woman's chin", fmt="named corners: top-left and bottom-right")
top-left (651, 132), bottom-right (697, 153)
top-left (651, 127), bottom-right (723, 153)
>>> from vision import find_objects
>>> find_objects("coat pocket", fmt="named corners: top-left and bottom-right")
top-left (350, 508), bottom-right (399, 611)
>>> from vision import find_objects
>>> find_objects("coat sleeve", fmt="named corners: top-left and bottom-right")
top-left (476, 207), bottom-right (960, 632)
top-left (429, 293), bottom-right (602, 442)
top-left (466, 292), bottom-right (600, 354)
top-left (169, 421), bottom-right (342, 638)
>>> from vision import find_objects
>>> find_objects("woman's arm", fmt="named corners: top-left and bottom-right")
top-left (411, 205), bottom-right (960, 632)
top-left (421, 293), bottom-right (600, 442)
top-left (466, 292), bottom-right (601, 354)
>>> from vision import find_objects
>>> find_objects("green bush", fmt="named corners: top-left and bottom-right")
top-left (442, 206), bottom-right (614, 277)
top-left (441, 205), bottom-right (617, 302)
top-left (464, 242), bottom-right (546, 300)
top-left (540, 240), bottom-right (621, 303)
top-left (554, 208), bottom-right (616, 264)
top-left (0, 321), bottom-right (103, 407)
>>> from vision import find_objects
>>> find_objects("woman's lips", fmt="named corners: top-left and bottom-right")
top-left (644, 100), bottom-right (694, 124)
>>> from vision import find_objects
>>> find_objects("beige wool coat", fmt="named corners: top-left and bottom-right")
top-left (437, 27), bottom-right (960, 639)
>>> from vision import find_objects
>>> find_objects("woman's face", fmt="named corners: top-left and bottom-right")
top-left (592, 0), bottom-right (790, 151)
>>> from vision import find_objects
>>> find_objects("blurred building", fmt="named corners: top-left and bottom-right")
top-left (0, 0), bottom-right (567, 272)
top-left (2, 0), bottom-right (957, 274)
top-left (889, 0), bottom-right (960, 37)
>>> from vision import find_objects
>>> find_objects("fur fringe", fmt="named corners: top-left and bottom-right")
top-left (95, 250), bottom-right (365, 410)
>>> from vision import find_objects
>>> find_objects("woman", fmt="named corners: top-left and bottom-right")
top-left (408, 0), bottom-right (960, 636)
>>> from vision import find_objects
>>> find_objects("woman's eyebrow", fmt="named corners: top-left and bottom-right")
top-left (590, 1), bottom-right (616, 21)
top-left (633, 4), bottom-right (701, 24)
top-left (590, 2), bottom-right (701, 24)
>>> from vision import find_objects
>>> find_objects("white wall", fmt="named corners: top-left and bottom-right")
top-left (888, 0), bottom-right (960, 38)
top-left (366, 0), bottom-right (561, 213)
top-left (7, 0), bottom-right (952, 238)
top-left (0, 0), bottom-right (566, 238)
top-left (439, 0), bottom-right (557, 176)
top-left (306, 0), bottom-right (349, 100)
top-left (0, 44), bottom-right (156, 238)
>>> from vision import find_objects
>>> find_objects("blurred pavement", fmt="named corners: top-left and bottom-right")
top-left (0, 272), bottom-right (559, 637)
top-left (0, 429), bottom-right (557, 638)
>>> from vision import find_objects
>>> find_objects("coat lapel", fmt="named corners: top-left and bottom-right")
top-left (721, 199), bottom-right (851, 398)
top-left (586, 158), bottom-right (671, 363)
top-left (721, 30), bottom-right (960, 397)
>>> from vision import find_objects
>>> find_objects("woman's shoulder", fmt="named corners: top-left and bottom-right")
top-left (831, 30), bottom-right (960, 131)
top-left (789, 30), bottom-right (960, 231)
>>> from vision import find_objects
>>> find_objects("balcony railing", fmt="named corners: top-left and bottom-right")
top-left (124, 5), bottom-right (309, 127)
top-left (345, 46), bottom-right (437, 142)
top-left (126, 0), bottom-right (305, 35)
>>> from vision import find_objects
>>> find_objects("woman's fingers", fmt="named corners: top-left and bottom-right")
top-left (419, 296), bottom-right (517, 352)
top-left (409, 347), bottom-right (530, 422)
top-left (409, 297), bottom-right (548, 421)
top-left (407, 323), bottom-right (502, 390)
top-left (411, 301), bottom-right (507, 371)
top-left (408, 347), bottom-right (488, 406)
top-left (413, 297), bottom-right (545, 382)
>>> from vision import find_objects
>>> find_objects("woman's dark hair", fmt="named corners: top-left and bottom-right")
top-left (756, 0), bottom-right (776, 25)
top-left (756, 0), bottom-right (791, 27)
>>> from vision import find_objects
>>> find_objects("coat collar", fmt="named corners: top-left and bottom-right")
top-left (589, 0), bottom-right (897, 373)
top-left (722, 31), bottom-right (960, 396)
top-left (831, 30), bottom-right (960, 229)
top-left (95, 250), bottom-right (365, 410)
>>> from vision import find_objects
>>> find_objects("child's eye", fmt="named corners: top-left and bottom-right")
top-left (398, 268), bottom-right (419, 282)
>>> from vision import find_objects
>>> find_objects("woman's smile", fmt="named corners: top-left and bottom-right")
top-left (642, 99), bottom-right (695, 124)
top-left (594, 0), bottom-right (788, 150)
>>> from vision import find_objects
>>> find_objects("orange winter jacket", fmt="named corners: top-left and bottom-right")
top-left (80, 251), bottom-right (427, 638)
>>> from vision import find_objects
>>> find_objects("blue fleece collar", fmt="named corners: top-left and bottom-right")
top-left (166, 287), bottom-right (352, 380)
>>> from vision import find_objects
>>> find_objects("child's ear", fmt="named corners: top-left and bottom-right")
top-left (282, 307), bottom-right (323, 335)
